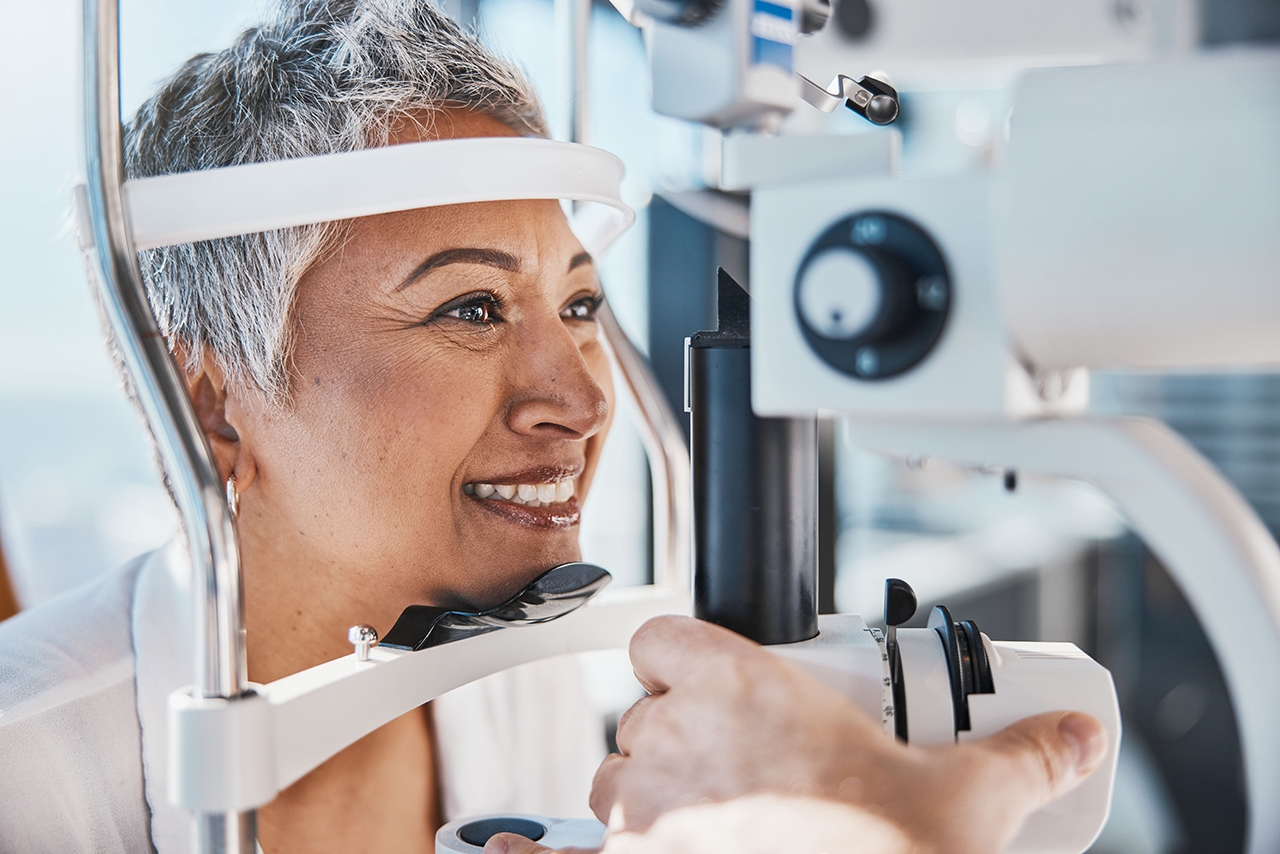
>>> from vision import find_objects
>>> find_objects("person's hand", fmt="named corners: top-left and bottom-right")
top-left (485, 615), bottom-right (1108, 854)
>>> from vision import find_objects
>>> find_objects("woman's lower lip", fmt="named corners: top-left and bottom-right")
top-left (468, 494), bottom-right (581, 530)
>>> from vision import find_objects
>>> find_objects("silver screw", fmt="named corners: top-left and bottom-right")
top-left (348, 625), bottom-right (379, 662)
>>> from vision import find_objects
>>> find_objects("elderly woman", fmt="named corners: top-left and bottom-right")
top-left (0, 2), bottom-right (609, 851)
top-left (0, 2), bottom-right (1108, 852)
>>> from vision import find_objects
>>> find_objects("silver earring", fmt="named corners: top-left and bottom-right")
top-left (226, 475), bottom-right (240, 520)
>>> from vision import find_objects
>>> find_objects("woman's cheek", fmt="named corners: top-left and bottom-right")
top-left (577, 343), bottom-right (615, 502)
top-left (583, 339), bottom-right (614, 400)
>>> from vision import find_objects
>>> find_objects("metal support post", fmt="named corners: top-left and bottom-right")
top-left (80, 0), bottom-right (255, 850)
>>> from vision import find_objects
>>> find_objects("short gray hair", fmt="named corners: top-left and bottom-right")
top-left (124, 0), bottom-right (549, 403)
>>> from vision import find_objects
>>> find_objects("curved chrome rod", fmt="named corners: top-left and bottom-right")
top-left (80, 0), bottom-right (254, 849)
top-left (557, 0), bottom-right (593, 148)
top-left (599, 304), bottom-right (693, 591)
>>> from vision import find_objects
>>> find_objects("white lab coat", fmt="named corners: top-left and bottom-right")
top-left (0, 541), bottom-right (605, 852)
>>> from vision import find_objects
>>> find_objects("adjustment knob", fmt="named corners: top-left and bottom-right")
top-left (927, 605), bottom-right (995, 733)
top-left (794, 212), bottom-right (951, 380)
top-left (884, 578), bottom-right (917, 627)
top-left (796, 248), bottom-right (882, 340)
top-left (883, 578), bottom-right (916, 743)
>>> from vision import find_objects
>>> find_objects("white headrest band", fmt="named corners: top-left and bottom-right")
top-left (122, 137), bottom-right (635, 256)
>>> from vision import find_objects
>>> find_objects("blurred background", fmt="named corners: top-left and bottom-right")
top-left (1, 0), bottom-right (1278, 851)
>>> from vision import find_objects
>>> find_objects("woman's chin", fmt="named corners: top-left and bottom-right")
top-left (435, 498), bottom-right (588, 610)
top-left (439, 548), bottom-right (584, 613)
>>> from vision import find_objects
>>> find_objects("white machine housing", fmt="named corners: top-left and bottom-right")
top-left (794, 0), bottom-right (1198, 90)
top-left (750, 51), bottom-right (1280, 422)
top-left (775, 614), bottom-right (1120, 854)
top-left (736, 46), bottom-right (1280, 854)
top-left (623, 0), bottom-right (1280, 849)
top-left (642, 0), bottom-right (1197, 130)
top-left (430, 613), bottom-right (1121, 854)
top-left (645, 0), bottom-right (799, 128)
top-left (749, 169), bottom-right (1082, 421)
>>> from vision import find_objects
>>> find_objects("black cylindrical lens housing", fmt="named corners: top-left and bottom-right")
top-left (689, 271), bottom-right (818, 645)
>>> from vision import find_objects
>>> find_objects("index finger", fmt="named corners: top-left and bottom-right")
top-left (628, 615), bottom-right (760, 694)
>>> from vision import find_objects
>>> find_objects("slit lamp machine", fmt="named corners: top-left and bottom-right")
top-left (76, 0), bottom-right (1280, 851)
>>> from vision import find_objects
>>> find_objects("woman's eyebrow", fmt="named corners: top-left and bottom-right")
top-left (569, 251), bottom-right (593, 272)
top-left (397, 247), bottom-right (521, 291)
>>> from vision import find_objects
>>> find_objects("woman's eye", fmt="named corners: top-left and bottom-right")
top-left (564, 295), bottom-right (602, 321)
top-left (432, 293), bottom-right (502, 326)
top-left (450, 301), bottom-right (492, 324)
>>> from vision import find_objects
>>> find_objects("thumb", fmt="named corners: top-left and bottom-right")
top-left (483, 833), bottom-right (597, 854)
top-left (977, 711), bottom-right (1109, 811)
top-left (483, 833), bottom-right (553, 854)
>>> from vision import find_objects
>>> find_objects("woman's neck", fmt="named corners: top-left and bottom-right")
top-left (238, 519), bottom-right (443, 853)
top-left (257, 705), bottom-right (441, 853)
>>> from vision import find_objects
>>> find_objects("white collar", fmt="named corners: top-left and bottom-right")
top-left (131, 540), bottom-right (200, 854)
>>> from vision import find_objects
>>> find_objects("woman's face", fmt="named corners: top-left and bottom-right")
top-left (233, 110), bottom-right (614, 615)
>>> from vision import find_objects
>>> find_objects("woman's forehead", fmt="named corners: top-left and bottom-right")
top-left (355, 197), bottom-right (584, 267)
top-left (302, 108), bottom-right (586, 289)
top-left (387, 106), bottom-right (522, 146)
top-left (302, 197), bottom-right (589, 300)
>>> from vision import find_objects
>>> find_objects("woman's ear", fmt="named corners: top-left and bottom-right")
top-left (177, 346), bottom-right (256, 489)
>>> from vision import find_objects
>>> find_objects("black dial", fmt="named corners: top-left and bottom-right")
top-left (928, 605), bottom-right (995, 733)
top-left (793, 211), bottom-right (950, 381)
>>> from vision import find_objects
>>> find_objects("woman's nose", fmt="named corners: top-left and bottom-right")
top-left (505, 323), bottom-right (609, 440)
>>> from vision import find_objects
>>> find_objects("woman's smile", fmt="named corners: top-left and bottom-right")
top-left (463, 463), bottom-right (583, 529)
top-left (468, 488), bottom-right (582, 530)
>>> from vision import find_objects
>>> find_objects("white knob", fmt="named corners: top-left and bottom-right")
top-left (797, 248), bottom-right (881, 340)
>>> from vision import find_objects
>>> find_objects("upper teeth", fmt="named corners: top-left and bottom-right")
top-left (464, 479), bottom-right (575, 508)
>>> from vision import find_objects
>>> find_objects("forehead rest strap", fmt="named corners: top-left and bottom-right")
top-left (123, 137), bottom-right (634, 255)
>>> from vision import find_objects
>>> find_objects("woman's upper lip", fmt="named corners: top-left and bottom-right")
top-left (464, 463), bottom-right (583, 484)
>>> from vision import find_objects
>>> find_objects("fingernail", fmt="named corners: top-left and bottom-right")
top-left (1059, 712), bottom-right (1107, 774)
top-left (483, 836), bottom-right (509, 854)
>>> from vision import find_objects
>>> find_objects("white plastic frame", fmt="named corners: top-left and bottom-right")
top-left (123, 137), bottom-right (635, 255)
top-left (170, 585), bottom-right (690, 812)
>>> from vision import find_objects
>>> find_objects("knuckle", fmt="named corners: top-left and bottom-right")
top-left (615, 694), bottom-right (653, 746)
top-left (643, 695), bottom-right (682, 737)
top-left (1029, 742), bottom-right (1061, 795)
top-left (589, 755), bottom-right (622, 819)
top-left (1002, 727), bottom-right (1067, 800)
